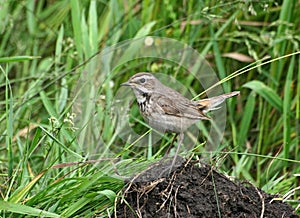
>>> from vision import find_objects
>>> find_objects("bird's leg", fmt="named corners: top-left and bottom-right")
top-left (169, 132), bottom-right (184, 173)
top-left (164, 133), bottom-right (179, 157)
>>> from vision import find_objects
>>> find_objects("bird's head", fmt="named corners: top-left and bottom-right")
top-left (121, 72), bottom-right (158, 94)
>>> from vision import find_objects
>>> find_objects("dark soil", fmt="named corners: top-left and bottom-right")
top-left (116, 158), bottom-right (299, 218)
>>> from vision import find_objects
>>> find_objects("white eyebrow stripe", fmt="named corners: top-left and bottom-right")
top-left (131, 73), bottom-right (154, 80)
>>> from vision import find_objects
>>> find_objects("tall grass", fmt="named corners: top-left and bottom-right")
top-left (0, 0), bottom-right (299, 216)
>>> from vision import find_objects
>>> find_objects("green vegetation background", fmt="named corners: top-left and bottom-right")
top-left (0, 0), bottom-right (299, 217)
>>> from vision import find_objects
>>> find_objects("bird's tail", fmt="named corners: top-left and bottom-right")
top-left (197, 91), bottom-right (240, 113)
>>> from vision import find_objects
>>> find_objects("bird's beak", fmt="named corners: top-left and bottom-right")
top-left (120, 81), bottom-right (131, 87)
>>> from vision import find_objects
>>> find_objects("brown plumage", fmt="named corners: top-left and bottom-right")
top-left (121, 72), bottom-right (239, 171)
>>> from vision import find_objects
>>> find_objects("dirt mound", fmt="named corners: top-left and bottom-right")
top-left (116, 158), bottom-right (298, 218)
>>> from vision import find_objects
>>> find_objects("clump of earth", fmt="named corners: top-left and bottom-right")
top-left (116, 158), bottom-right (299, 218)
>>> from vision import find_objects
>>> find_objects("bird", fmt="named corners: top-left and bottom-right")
top-left (121, 72), bottom-right (239, 171)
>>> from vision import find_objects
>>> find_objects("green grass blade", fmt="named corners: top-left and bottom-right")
top-left (9, 171), bottom-right (46, 203)
top-left (70, 0), bottom-right (83, 60)
top-left (88, 0), bottom-right (98, 54)
top-left (296, 56), bottom-right (300, 159)
top-left (283, 55), bottom-right (294, 161)
top-left (210, 25), bottom-right (228, 92)
top-left (40, 91), bottom-right (58, 117)
top-left (81, 12), bottom-right (91, 57)
top-left (55, 25), bottom-right (68, 114)
top-left (201, 10), bottom-right (239, 56)
top-left (26, 0), bottom-right (36, 35)
top-left (117, 21), bottom-right (156, 65)
top-left (243, 80), bottom-right (283, 112)
top-left (238, 91), bottom-right (256, 146)
top-left (55, 25), bottom-right (64, 70)
top-left (0, 56), bottom-right (41, 63)
top-left (98, 189), bottom-right (117, 202)
top-left (61, 196), bottom-right (93, 217)
top-left (2, 65), bottom-right (13, 178)
top-left (39, 126), bottom-right (83, 159)
top-left (0, 201), bottom-right (60, 217)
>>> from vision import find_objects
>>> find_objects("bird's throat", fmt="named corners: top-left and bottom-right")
top-left (136, 92), bottom-right (151, 112)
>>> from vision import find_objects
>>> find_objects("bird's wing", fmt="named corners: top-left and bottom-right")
top-left (155, 95), bottom-right (210, 120)
top-left (155, 95), bottom-right (181, 115)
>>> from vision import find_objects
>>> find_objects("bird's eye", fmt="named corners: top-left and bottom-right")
top-left (140, 78), bottom-right (146, 83)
